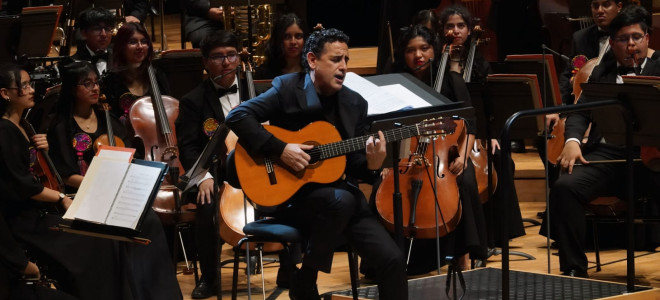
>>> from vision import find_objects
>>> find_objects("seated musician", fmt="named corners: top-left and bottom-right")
top-left (174, 30), bottom-right (249, 299)
top-left (72, 7), bottom-right (115, 75)
top-left (546, 7), bottom-right (660, 278)
top-left (438, 4), bottom-right (526, 258)
top-left (384, 23), bottom-right (487, 273)
top-left (0, 63), bottom-right (182, 299)
top-left (182, 0), bottom-right (224, 48)
top-left (256, 13), bottom-right (307, 79)
top-left (225, 28), bottom-right (408, 300)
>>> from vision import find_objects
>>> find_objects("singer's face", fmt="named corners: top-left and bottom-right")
top-left (75, 72), bottom-right (100, 107)
top-left (609, 23), bottom-right (648, 68)
top-left (204, 46), bottom-right (239, 86)
top-left (443, 14), bottom-right (470, 46)
top-left (404, 37), bottom-right (435, 78)
top-left (308, 41), bottom-right (348, 96)
top-left (591, 0), bottom-right (622, 28)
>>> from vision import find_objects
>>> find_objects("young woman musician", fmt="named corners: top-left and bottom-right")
top-left (438, 5), bottom-right (526, 252)
top-left (48, 61), bottom-right (130, 190)
top-left (101, 22), bottom-right (170, 129)
top-left (0, 63), bottom-right (181, 299)
top-left (372, 24), bottom-right (487, 274)
top-left (257, 13), bottom-right (307, 79)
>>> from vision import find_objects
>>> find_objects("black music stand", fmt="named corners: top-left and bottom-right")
top-left (17, 6), bottom-right (62, 58)
top-left (580, 81), bottom-right (660, 291)
top-left (0, 15), bottom-right (20, 62)
top-left (492, 58), bottom-right (562, 109)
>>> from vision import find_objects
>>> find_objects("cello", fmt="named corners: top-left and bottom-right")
top-left (129, 65), bottom-right (187, 224)
top-left (218, 60), bottom-right (281, 252)
top-left (374, 120), bottom-right (463, 239)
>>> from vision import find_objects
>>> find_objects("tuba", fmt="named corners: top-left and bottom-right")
top-left (221, 4), bottom-right (274, 66)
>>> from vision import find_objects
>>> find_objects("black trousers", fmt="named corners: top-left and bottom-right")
top-left (542, 145), bottom-right (660, 273)
top-left (195, 200), bottom-right (222, 284)
top-left (273, 183), bottom-right (408, 300)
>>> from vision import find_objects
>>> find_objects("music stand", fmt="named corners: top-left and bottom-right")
top-left (492, 55), bottom-right (562, 109)
top-left (18, 6), bottom-right (63, 58)
top-left (581, 81), bottom-right (660, 291)
top-left (154, 49), bottom-right (204, 100)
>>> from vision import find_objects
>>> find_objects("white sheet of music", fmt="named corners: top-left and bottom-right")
top-left (64, 159), bottom-right (129, 223)
top-left (105, 163), bottom-right (161, 229)
top-left (343, 72), bottom-right (430, 115)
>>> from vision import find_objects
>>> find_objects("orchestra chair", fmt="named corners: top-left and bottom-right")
top-left (586, 195), bottom-right (660, 272)
top-left (153, 49), bottom-right (203, 99)
top-left (230, 215), bottom-right (360, 300)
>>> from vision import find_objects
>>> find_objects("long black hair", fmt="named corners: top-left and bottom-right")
top-left (263, 13), bottom-right (307, 75)
top-left (0, 63), bottom-right (25, 116)
top-left (393, 25), bottom-right (438, 74)
top-left (56, 60), bottom-right (99, 118)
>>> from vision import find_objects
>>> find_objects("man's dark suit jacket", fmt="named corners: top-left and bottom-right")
top-left (565, 57), bottom-right (660, 147)
top-left (175, 78), bottom-right (248, 177)
top-left (559, 25), bottom-right (603, 105)
top-left (182, 0), bottom-right (223, 42)
top-left (225, 72), bottom-right (376, 183)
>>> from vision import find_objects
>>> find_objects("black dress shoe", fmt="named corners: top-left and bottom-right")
top-left (511, 140), bottom-right (526, 153)
top-left (276, 265), bottom-right (296, 289)
top-left (562, 269), bottom-right (588, 278)
top-left (191, 279), bottom-right (217, 299)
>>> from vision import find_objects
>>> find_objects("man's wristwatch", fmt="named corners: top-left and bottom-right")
top-left (57, 192), bottom-right (66, 204)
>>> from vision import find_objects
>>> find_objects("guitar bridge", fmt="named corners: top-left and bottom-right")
top-left (265, 158), bottom-right (277, 185)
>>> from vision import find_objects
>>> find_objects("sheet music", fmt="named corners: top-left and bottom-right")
top-left (65, 159), bottom-right (129, 223)
top-left (343, 72), bottom-right (430, 115)
top-left (105, 163), bottom-right (162, 229)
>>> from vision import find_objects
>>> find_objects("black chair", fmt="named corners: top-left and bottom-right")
top-left (230, 218), bottom-right (360, 300)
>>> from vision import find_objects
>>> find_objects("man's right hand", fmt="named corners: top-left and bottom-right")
top-left (546, 114), bottom-right (560, 131)
top-left (207, 7), bottom-right (224, 21)
top-left (556, 140), bottom-right (588, 174)
top-left (197, 178), bottom-right (215, 205)
top-left (280, 143), bottom-right (313, 172)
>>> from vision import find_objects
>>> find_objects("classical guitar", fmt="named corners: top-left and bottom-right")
top-left (234, 118), bottom-right (458, 207)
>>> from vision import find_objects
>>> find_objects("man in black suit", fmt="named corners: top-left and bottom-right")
top-left (72, 7), bottom-right (115, 74)
top-left (225, 28), bottom-right (407, 300)
top-left (547, 6), bottom-right (660, 278)
top-left (182, 0), bottom-right (224, 48)
top-left (175, 30), bottom-right (245, 299)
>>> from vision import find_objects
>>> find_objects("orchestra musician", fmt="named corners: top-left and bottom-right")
top-left (182, 0), bottom-right (225, 48)
top-left (71, 7), bottom-right (115, 75)
top-left (256, 13), bottom-right (307, 79)
top-left (174, 30), bottom-right (248, 299)
top-left (379, 23), bottom-right (487, 273)
top-left (225, 28), bottom-right (408, 300)
top-left (0, 62), bottom-right (181, 299)
top-left (545, 7), bottom-right (660, 278)
top-left (437, 4), bottom-right (526, 257)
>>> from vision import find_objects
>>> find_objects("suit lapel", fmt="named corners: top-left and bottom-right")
top-left (301, 74), bottom-right (322, 113)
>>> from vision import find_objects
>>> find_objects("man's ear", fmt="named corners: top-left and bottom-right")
top-left (307, 52), bottom-right (317, 70)
top-left (0, 88), bottom-right (9, 100)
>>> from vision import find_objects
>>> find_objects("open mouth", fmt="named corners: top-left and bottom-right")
top-left (334, 74), bottom-right (345, 82)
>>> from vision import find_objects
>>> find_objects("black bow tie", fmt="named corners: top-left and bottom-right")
top-left (617, 66), bottom-right (640, 75)
top-left (217, 84), bottom-right (238, 97)
top-left (91, 51), bottom-right (109, 64)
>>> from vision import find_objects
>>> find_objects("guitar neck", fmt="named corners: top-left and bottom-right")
top-left (311, 124), bottom-right (420, 161)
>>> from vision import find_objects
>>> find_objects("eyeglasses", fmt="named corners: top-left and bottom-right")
top-left (78, 80), bottom-right (100, 90)
top-left (89, 26), bottom-right (114, 35)
top-left (7, 81), bottom-right (35, 91)
top-left (128, 38), bottom-right (149, 47)
top-left (613, 33), bottom-right (646, 44)
top-left (208, 53), bottom-right (239, 64)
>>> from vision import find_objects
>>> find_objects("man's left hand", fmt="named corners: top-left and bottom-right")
top-left (125, 16), bottom-right (140, 23)
top-left (366, 131), bottom-right (386, 170)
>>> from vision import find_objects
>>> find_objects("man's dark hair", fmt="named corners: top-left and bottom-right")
top-left (609, 5), bottom-right (650, 39)
top-left (302, 28), bottom-right (350, 73)
top-left (200, 30), bottom-right (240, 58)
top-left (77, 7), bottom-right (115, 31)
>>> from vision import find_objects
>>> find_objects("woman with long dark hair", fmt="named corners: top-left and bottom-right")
top-left (258, 13), bottom-right (307, 78)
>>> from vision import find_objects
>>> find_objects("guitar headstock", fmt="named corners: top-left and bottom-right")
top-left (417, 117), bottom-right (457, 136)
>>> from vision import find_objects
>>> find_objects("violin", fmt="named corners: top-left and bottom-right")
top-left (374, 119), bottom-right (463, 239)
top-left (93, 94), bottom-right (125, 151)
top-left (20, 118), bottom-right (66, 194)
top-left (218, 58), bottom-right (281, 251)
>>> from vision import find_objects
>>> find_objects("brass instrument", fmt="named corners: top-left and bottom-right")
top-left (221, 4), bottom-right (273, 66)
